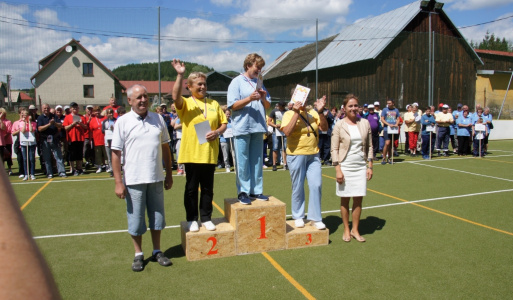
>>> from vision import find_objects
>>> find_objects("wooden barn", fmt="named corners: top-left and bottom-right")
top-left (263, 0), bottom-right (483, 110)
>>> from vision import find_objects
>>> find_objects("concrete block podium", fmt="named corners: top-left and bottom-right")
top-left (180, 218), bottom-right (236, 261)
top-left (180, 196), bottom-right (329, 261)
top-left (285, 220), bottom-right (329, 249)
top-left (225, 196), bottom-right (286, 254)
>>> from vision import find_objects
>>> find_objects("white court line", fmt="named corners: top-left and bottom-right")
top-left (34, 188), bottom-right (513, 240)
top-left (411, 161), bottom-right (513, 182)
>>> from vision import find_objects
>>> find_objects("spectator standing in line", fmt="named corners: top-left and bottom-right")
top-left (403, 104), bottom-right (412, 155)
top-left (267, 101), bottom-right (288, 171)
top-left (12, 108), bottom-right (37, 180)
top-left (435, 104), bottom-right (454, 156)
top-left (227, 53), bottom-right (271, 204)
top-left (364, 104), bottom-right (381, 160)
top-left (404, 104), bottom-right (421, 156)
top-left (103, 97), bottom-right (120, 118)
top-left (63, 102), bottom-right (88, 176)
top-left (220, 108), bottom-right (234, 173)
top-left (83, 105), bottom-right (95, 169)
top-left (102, 108), bottom-right (116, 176)
top-left (448, 107), bottom-right (458, 154)
top-left (482, 107), bottom-right (492, 154)
top-left (380, 99), bottom-right (400, 164)
top-left (317, 105), bottom-right (334, 165)
top-left (331, 94), bottom-right (373, 242)
top-left (472, 117), bottom-right (488, 157)
top-left (172, 59), bottom-right (227, 231)
top-left (281, 96), bottom-right (328, 230)
top-left (37, 104), bottom-right (67, 178)
top-left (55, 105), bottom-right (69, 166)
top-left (456, 109), bottom-right (472, 156)
top-left (0, 108), bottom-right (13, 175)
top-left (89, 106), bottom-right (108, 173)
top-left (159, 103), bottom-right (173, 148)
top-left (172, 116), bottom-right (184, 175)
top-left (420, 107), bottom-right (436, 159)
top-left (112, 84), bottom-right (173, 272)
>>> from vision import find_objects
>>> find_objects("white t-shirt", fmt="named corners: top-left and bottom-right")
top-left (111, 110), bottom-right (170, 185)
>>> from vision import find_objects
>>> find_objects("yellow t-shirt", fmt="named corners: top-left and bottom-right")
top-left (281, 109), bottom-right (320, 155)
top-left (177, 96), bottom-right (228, 164)
top-left (404, 111), bottom-right (421, 132)
top-left (435, 112), bottom-right (454, 127)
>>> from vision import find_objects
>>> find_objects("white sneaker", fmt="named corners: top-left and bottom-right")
top-left (106, 168), bottom-right (112, 173)
top-left (226, 167), bottom-right (231, 173)
top-left (294, 219), bottom-right (305, 228)
top-left (96, 167), bottom-right (102, 173)
top-left (313, 221), bottom-right (326, 230)
top-left (30, 175), bottom-right (36, 181)
top-left (19, 174), bottom-right (24, 179)
top-left (22, 175), bottom-right (28, 181)
top-left (188, 221), bottom-right (199, 232)
top-left (203, 221), bottom-right (216, 231)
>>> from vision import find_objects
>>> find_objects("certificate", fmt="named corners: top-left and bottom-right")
top-left (475, 124), bottom-right (486, 132)
top-left (194, 120), bottom-right (211, 144)
top-left (256, 73), bottom-right (264, 90)
top-left (72, 115), bottom-right (81, 123)
top-left (387, 126), bottom-right (399, 134)
top-left (290, 84), bottom-right (310, 106)
top-left (426, 125), bottom-right (435, 132)
top-left (20, 131), bottom-right (36, 143)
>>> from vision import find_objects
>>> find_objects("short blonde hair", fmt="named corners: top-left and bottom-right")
top-left (187, 72), bottom-right (207, 86)
top-left (0, 108), bottom-right (6, 114)
top-left (243, 53), bottom-right (265, 71)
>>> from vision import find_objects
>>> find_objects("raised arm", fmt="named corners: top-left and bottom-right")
top-left (171, 59), bottom-right (186, 110)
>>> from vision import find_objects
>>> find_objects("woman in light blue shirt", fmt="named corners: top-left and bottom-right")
top-left (227, 53), bottom-right (271, 204)
top-left (456, 110), bottom-right (472, 156)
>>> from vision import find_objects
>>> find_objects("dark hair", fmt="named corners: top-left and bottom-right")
top-left (342, 94), bottom-right (359, 108)
top-left (117, 106), bottom-right (126, 115)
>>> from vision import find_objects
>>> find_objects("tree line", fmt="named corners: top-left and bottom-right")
top-left (470, 31), bottom-right (512, 52)
top-left (112, 60), bottom-right (214, 81)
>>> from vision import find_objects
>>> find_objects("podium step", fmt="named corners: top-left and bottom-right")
top-left (285, 220), bottom-right (329, 250)
top-left (225, 196), bottom-right (286, 254)
top-left (180, 218), bottom-right (236, 261)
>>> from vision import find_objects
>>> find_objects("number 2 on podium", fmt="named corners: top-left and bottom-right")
top-left (207, 237), bottom-right (218, 255)
top-left (258, 216), bottom-right (267, 239)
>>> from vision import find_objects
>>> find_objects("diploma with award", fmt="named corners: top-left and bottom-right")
top-left (290, 85), bottom-right (311, 106)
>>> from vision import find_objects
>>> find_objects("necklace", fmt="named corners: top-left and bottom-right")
top-left (191, 95), bottom-right (207, 119)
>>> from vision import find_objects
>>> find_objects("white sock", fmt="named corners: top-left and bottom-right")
top-left (135, 252), bottom-right (143, 257)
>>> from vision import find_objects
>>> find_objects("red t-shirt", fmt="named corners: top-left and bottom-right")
top-left (103, 105), bottom-right (120, 119)
top-left (88, 116), bottom-right (105, 146)
top-left (63, 114), bottom-right (86, 142)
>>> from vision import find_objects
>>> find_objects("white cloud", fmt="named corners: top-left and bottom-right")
top-left (0, 3), bottom-right (71, 89)
top-left (445, 0), bottom-right (513, 10)
top-left (460, 13), bottom-right (513, 45)
top-left (230, 0), bottom-right (352, 37)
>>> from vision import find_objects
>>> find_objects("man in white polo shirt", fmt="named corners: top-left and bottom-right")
top-left (111, 84), bottom-right (174, 272)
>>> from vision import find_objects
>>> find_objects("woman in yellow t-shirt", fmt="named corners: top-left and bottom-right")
top-left (280, 95), bottom-right (328, 230)
top-left (171, 59), bottom-right (228, 232)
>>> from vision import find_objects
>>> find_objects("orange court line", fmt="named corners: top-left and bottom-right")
top-left (212, 199), bottom-right (316, 300)
top-left (321, 174), bottom-right (513, 237)
top-left (20, 179), bottom-right (53, 211)
top-left (483, 158), bottom-right (513, 165)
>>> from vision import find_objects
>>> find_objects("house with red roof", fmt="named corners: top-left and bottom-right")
top-left (30, 39), bottom-right (125, 108)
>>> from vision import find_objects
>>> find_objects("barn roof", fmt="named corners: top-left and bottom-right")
top-left (264, 0), bottom-right (482, 79)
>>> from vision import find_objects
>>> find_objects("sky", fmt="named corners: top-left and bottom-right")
top-left (1, 0), bottom-right (513, 89)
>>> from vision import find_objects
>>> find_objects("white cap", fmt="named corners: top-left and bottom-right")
top-left (412, 102), bottom-right (419, 107)
top-left (55, 105), bottom-right (63, 110)
top-left (406, 104), bottom-right (411, 109)
top-left (29, 105), bottom-right (36, 110)
top-left (86, 104), bottom-right (93, 109)
top-left (442, 104), bottom-right (449, 109)
top-left (374, 101), bottom-right (380, 106)
top-left (64, 105), bottom-right (70, 110)
top-left (368, 104), bottom-right (375, 109)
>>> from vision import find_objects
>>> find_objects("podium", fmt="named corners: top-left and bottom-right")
top-left (180, 196), bottom-right (329, 261)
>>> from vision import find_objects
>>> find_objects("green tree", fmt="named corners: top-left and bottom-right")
top-left (475, 31), bottom-right (513, 52)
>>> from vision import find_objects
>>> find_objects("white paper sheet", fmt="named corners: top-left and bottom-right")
top-left (256, 73), bottom-right (264, 90)
top-left (290, 85), bottom-right (310, 106)
top-left (223, 128), bottom-right (233, 138)
top-left (194, 120), bottom-right (211, 144)
top-left (20, 131), bottom-right (36, 143)
top-left (426, 125), bottom-right (435, 132)
top-left (387, 126), bottom-right (399, 134)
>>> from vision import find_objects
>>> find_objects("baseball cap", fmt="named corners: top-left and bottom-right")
top-left (64, 105), bottom-right (70, 110)
top-left (363, 103), bottom-right (368, 107)
top-left (278, 101), bottom-right (287, 107)
top-left (368, 104), bottom-right (375, 109)
top-left (412, 102), bottom-right (419, 107)
top-left (29, 105), bottom-right (36, 110)
top-left (374, 101), bottom-right (380, 106)
top-left (70, 102), bottom-right (78, 107)
top-left (457, 103), bottom-right (463, 108)
top-left (160, 103), bottom-right (167, 107)
top-left (406, 104), bottom-right (411, 109)
top-left (442, 104), bottom-right (449, 109)
top-left (86, 104), bottom-right (93, 109)
top-left (438, 103), bottom-right (444, 108)
top-left (55, 105), bottom-right (63, 110)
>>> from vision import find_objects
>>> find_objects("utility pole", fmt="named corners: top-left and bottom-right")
top-left (6, 75), bottom-right (12, 110)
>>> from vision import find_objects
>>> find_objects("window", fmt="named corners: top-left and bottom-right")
top-left (83, 63), bottom-right (93, 76)
top-left (84, 85), bottom-right (94, 98)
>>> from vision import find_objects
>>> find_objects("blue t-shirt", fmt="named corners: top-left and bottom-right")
top-left (421, 114), bottom-right (436, 136)
top-left (456, 116), bottom-right (471, 137)
top-left (219, 118), bottom-right (232, 143)
top-left (381, 107), bottom-right (400, 133)
top-left (227, 74), bottom-right (271, 136)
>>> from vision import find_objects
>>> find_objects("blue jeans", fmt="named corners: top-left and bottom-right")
top-left (42, 139), bottom-right (66, 175)
top-left (234, 133), bottom-right (264, 195)
top-left (286, 154), bottom-right (322, 222)
top-left (272, 133), bottom-right (287, 164)
top-left (437, 127), bottom-right (450, 151)
top-left (20, 144), bottom-right (36, 176)
top-left (125, 182), bottom-right (166, 236)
